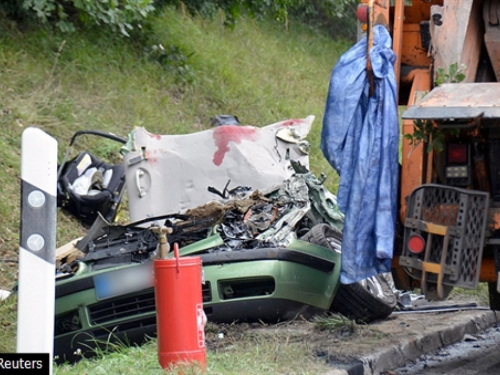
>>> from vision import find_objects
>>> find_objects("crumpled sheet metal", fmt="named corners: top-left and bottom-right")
top-left (179, 171), bottom-right (344, 251)
top-left (256, 176), bottom-right (311, 245)
top-left (321, 25), bottom-right (399, 284)
top-left (123, 116), bottom-right (313, 221)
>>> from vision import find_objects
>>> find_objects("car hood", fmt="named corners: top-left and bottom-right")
top-left (121, 116), bottom-right (314, 221)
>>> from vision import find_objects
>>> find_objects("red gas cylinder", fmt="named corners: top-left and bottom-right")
top-left (154, 243), bottom-right (206, 371)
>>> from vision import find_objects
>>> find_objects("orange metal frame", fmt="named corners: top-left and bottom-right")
top-left (359, 0), bottom-right (500, 286)
top-left (360, 0), bottom-right (439, 221)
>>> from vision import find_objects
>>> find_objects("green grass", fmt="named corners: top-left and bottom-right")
top-left (0, 5), bottom-right (348, 371)
top-left (53, 331), bottom-right (333, 375)
top-left (0, 295), bottom-right (17, 353)
top-left (0, 7), bottom-right (347, 272)
top-left (312, 313), bottom-right (358, 334)
top-left (50, 315), bottom-right (378, 375)
top-left (52, 318), bottom-right (351, 375)
top-left (447, 284), bottom-right (490, 306)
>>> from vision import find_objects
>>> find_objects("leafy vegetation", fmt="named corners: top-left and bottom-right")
top-left (404, 62), bottom-right (466, 153)
top-left (1, 0), bottom-right (357, 41)
top-left (434, 62), bottom-right (466, 86)
top-left (22, 0), bottom-right (156, 35)
top-left (405, 118), bottom-right (460, 153)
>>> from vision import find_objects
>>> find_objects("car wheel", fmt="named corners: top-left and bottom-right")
top-left (330, 273), bottom-right (397, 323)
top-left (300, 223), bottom-right (342, 253)
top-left (302, 224), bottom-right (396, 323)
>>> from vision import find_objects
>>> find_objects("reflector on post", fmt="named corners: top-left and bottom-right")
top-left (408, 234), bottom-right (425, 254)
top-left (17, 128), bottom-right (58, 373)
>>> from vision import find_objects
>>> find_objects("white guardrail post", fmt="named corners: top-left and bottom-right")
top-left (17, 127), bottom-right (58, 374)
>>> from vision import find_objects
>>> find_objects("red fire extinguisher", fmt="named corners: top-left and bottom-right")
top-left (154, 228), bottom-right (206, 372)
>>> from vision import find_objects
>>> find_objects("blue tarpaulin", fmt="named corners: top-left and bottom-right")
top-left (321, 25), bottom-right (399, 284)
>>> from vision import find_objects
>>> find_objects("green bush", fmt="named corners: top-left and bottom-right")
top-left (22, 0), bottom-right (155, 35)
top-left (2, 0), bottom-right (357, 41)
top-left (288, 0), bottom-right (358, 42)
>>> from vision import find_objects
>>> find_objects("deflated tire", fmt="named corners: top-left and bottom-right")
top-left (302, 224), bottom-right (396, 323)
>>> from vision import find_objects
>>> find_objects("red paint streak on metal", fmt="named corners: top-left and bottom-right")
top-left (212, 126), bottom-right (258, 166)
top-left (144, 150), bottom-right (157, 165)
top-left (146, 132), bottom-right (161, 140)
top-left (281, 119), bottom-right (304, 127)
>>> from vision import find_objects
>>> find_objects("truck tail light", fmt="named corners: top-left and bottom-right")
top-left (447, 144), bottom-right (468, 164)
top-left (445, 144), bottom-right (470, 183)
top-left (408, 234), bottom-right (425, 254)
top-left (356, 5), bottom-right (368, 23)
top-left (356, 4), bottom-right (369, 36)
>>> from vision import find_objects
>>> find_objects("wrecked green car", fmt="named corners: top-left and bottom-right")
top-left (53, 117), bottom-right (395, 363)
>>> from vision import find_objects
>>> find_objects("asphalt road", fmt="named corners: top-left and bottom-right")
top-left (388, 324), bottom-right (500, 375)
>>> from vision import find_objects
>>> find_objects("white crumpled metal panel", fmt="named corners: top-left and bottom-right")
top-left (123, 116), bottom-right (314, 221)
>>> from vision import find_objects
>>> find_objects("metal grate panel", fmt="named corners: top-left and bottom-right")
top-left (88, 282), bottom-right (212, 326)
top-left (89, 289), bottom-right (156, 325)
top-left (401, 184), bottom-right (488, 289)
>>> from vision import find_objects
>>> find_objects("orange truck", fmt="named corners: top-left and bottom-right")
top-left (357, 0), bottom-right (500, 307)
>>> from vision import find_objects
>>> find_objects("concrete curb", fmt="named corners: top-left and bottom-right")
top-left (349, 310), bottom-right (499, 375)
